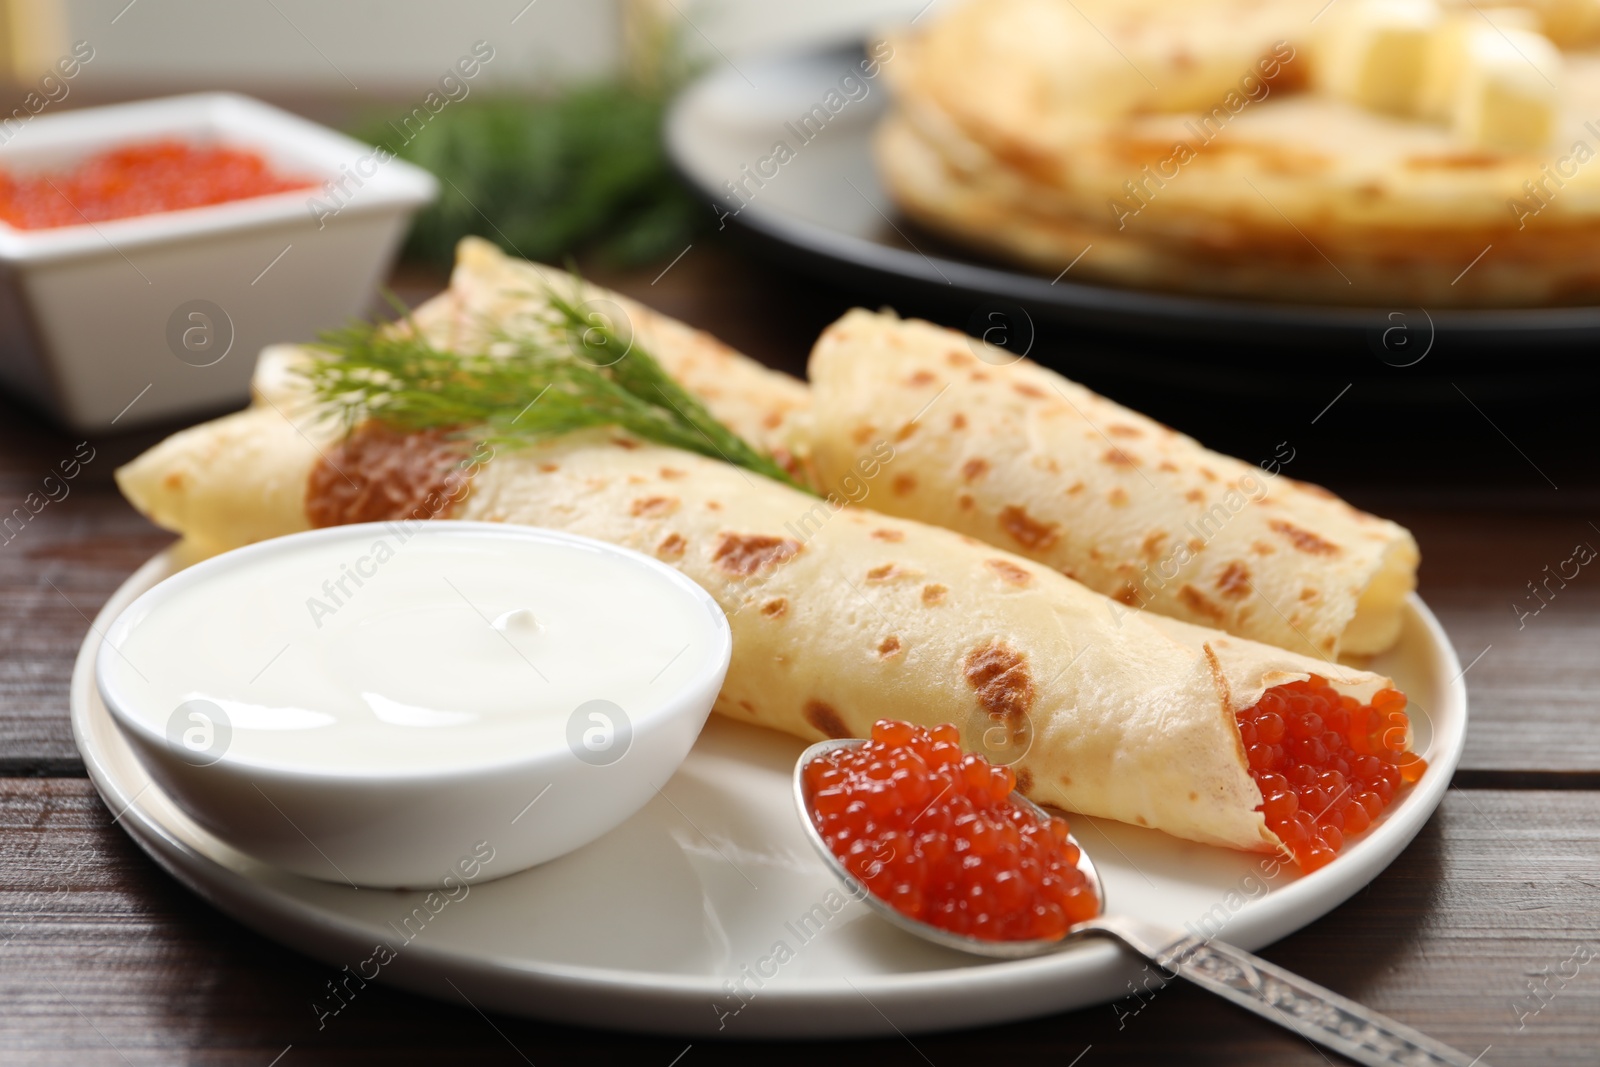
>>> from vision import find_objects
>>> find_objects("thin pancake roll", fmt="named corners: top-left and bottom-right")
top-left (807, 309), bottom-right (1419, 662)
top-left (119, 240), bottom-right (812, 557)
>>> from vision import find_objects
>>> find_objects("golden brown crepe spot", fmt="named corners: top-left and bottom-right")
top-left (867, 563), bottom-right (905, 582)
top-left (908, 370), bottom-right (938, 386)
top-left (538, 463), bottom-right (560, 473)
top-left (851, 424), bottom-right (876, 446)
top-left (893, 421), bottom-right (919, 443)
top-left (610, 437), bottom-right (641, 451)
top-left (760, 597), bottom-right (788, 618)
top-left (761, 410), bottom-right (783, 430)
top-left (1180, 584), bottom-right (1226, 622)
top-left (706, 501), bottom-right (723, 512)
top-left (1013, 767), bottom-right (1033, 794)
top-left (1067, 481), bottom-right (1085, 495)
top-left (1108, 486), bottom-right (1129, 506)
top-left (986, 559), bottom-right (1033, 587)
top-left (1136, 815), bottom-right (1149, 827)
top-left (771, 447), bottom-right (803, 481)
top-left (1300, 587), bottom-right (1319, 601)
top-left (1271, 519), bottom-right (1340, 556)
top-left (584, 477), bottom-right (609, 492)
top-left (162, 470), bottom-right (185, 490)
top-left (1252, 540), bottom-right (1277, 556)
top-left (713, 533), bottom-right (801, 576)
top-left (738, 699), bottom-right (755, 713)
top-left (962, 457), bottom-right (991, 482)
top-left (1199, 467), bottom-right (1218, 482)
top-left (626, 475), bottom-right (647, 485)
top-left (946, 349), bottom-right (974, 367)
top-left (1115, 582), bottom-right (1141, 607)
top-left (1187, 538), bottom-right (1204, 552)
top-left (999, 505), bottom-right (1059, 551)
top-left (305, 422), bottom-right (470, 528)
top-left (877, 634), bottom-right (903, 659)
top-left (1013, 382), bottom-right (1046, 399)
top-left (1103, 449), bottom-right (1138, 467)
top-left (958, 493), bottom-right (975, 511)
top-left (1033, 455), bottom-right (1061, 474)
top-left (656, 532), bottom-right (687, 560)
top-left (921, 583), bottom-right (949, 606)
top-left (1140, 530), bottom-right (1167, 559)
top-left (1216, 561), bottom-right (1251, 600)
top-left (1188, 791), bottom-right (1199, 802)
top-left (631, 495), bottom-right (679, 518)
top-left (871, 528), bottom-right (905, 542)
top-left (804, 700), bottom-right (851, 740)
top-left (660, 467), bottom-right (687, 480)
top-left (1061, 567), bottom-right (1078, 580)
top-left (1287, 478), bottom-right (1338, 502)
top-left (893, 473), bottom-right (918, 495)
top-left (1407, 152), bottom-right (1505, 171)
top-left (1059, 774), bottom-right (1073, 787)
top-left (963, 640), bottom-right (1035, 720)
top-left (1185, 488), bottom-right (1204, 503)
top-left (970, 371), bottom-right (991, 382)
top-left (1322, 635), bottom-right (1338, 653)
top-left (1107, 423), bottom-right (1142, 438)
top-left (951, 413), bottom-right (968, 430)
top-left (1158, 460), bottom-right (1179, 473)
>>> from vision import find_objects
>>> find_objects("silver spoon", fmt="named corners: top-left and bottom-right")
top-left (795, 738), bottom-right (1484, 1067)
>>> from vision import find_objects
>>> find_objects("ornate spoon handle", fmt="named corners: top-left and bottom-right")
top-left (1084, 915), bottom-right (1485, 1067)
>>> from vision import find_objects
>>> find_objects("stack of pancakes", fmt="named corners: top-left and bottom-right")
top-left (877, 0), bottom-right (1600, 305)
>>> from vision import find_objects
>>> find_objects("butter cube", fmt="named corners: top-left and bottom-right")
top-left (1317, 0), bottom-right (1443, 114)
top-left (1420, 8), bottom-right (1540, 120)
top-left (1452, 28), bottom-right (1563, 150)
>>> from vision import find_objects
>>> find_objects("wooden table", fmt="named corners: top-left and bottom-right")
top-left (2, 236), bottom-right (1597, 1066)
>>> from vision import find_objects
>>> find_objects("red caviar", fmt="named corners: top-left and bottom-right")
top-left (803, 719), bottom-right (1099, 942)
top-left (1239, 677), bottom-right (1427, 873)
top-left (0, 140), bottom-right (315, 229)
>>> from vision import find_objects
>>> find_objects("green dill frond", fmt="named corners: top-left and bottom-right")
top-left (302, 287), bottom-right (810, 493)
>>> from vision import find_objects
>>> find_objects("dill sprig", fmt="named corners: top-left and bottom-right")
top-left (303, 291), bottom-right (808, 492)
top-left (542, 287), bottom-right (798, 486)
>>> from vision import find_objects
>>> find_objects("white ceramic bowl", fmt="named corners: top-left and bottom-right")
top-left (95, 522), bottom-right (732, 888)
top-left (0, 92), bottom-right (436, 431)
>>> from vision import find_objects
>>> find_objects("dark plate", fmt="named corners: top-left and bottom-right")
top-left (665, 45), bottom-right (1600, 373)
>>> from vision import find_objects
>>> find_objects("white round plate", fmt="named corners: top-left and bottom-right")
top-left (72, 546), bottom-right (1466, 1038)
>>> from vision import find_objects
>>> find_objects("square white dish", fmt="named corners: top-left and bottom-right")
top-left (0, 92), bottom-right (436, 431)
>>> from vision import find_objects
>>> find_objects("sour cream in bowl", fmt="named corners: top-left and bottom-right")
top-left (96, 521), bottom-right (731, 888)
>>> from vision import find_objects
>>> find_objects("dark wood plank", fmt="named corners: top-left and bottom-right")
top-left (1383, 509), bottom-right (1600, 778)
top-left (1, 778), bottom-right (1595, 1066)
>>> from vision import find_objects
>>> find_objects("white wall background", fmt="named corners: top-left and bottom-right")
top-left (27, 0), bottom-right (924, 93)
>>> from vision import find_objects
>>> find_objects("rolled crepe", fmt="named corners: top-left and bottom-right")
top-left (807, 309), bottom-right (1419, 661)
top-left (121, 239), bottom-right (813, 556)
top-left (118, 379), bottom-right (1400, 861)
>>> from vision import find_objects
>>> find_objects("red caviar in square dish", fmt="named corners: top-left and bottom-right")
top-left (802, 719), bottom-right (1099, 942)
top-left (0, 140), bottom-right (316, 230)
top-left (1238, 677), bottom-right (1426, 873)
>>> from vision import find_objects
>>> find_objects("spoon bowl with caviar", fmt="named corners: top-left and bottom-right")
top-left (795, 721), bottom-right (1484, 1067)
